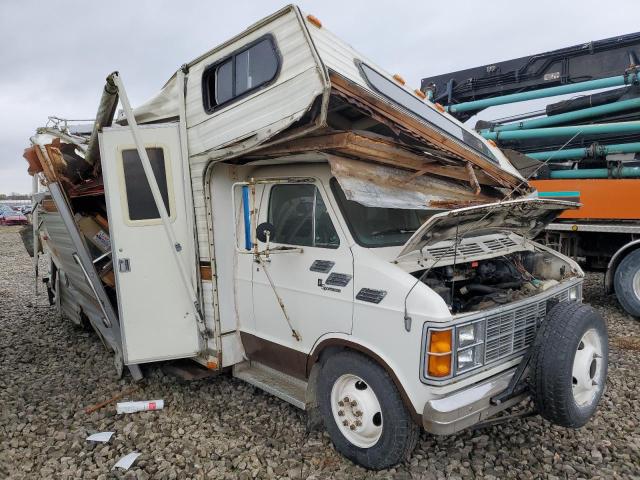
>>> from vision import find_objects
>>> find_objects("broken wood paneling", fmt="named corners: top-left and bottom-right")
top-left (255, 130), bottom-right (500, 187)
top-left (328, 72), bottom-right (526, 191)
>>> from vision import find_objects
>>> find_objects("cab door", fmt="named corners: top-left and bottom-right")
top-left (100, 124), bottom-right (201, 364)
top-left (248, 181), bottom-right (353, 371)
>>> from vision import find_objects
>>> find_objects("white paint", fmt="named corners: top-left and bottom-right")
top-left (100, 124), bottom-right (200, 364)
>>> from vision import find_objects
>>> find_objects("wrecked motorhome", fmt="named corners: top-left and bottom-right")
top-left (24, 6), bottom-right (608, 469)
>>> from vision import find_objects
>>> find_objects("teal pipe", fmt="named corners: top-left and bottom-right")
top-left (482, 121), bottom-right (640, 141)
top-left (448, 72), bottom-right (640, 113)
top-left (480, 97), bottom-right (640, 133)
top-left (527, 141), bottom-right (640, 161)
top-left (549, 167), bottom-right (640, 179)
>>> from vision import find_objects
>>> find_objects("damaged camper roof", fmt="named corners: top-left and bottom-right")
top-left (128, 4), bottom-right (526, 193)
top-left (25, 4), bottom-right (531, 213)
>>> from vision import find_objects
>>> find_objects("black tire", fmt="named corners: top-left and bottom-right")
top-left (530, 302), bottom-right (608, 428)
top-left (614, 249), bottom-right (640, 317)
top-left (317, 351), bottom-right (419, 470)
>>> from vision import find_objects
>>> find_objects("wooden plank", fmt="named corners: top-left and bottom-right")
top-left (256, 130), bottom-right (499, 186)
top-left (328, 72), bottom-right (524, 191)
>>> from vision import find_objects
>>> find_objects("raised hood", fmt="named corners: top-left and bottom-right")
top-left (397, 198), bottom-right (578, 258)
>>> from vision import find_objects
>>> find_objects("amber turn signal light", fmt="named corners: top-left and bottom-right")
top-left (393, 74), bottom-right (406, 85)
top-left (306, 15), bottom-right (322, 28)
top-left (427, 329), bottom-right (452, 378)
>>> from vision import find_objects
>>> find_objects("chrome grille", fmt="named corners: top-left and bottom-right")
top-left (483, 285), bottom-right (575, 364)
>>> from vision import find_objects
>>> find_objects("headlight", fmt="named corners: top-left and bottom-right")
top-left (425, 320), bottom-right (484, 379)
top-left (568, 285), bottom-right (580, 301)
top-left (456, 344), bottom-right (483, 372)
top-left (457, 322), bottom-right (483, 348)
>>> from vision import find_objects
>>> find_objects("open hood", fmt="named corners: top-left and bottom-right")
top-left (397, 198), bottom-right (578, 258)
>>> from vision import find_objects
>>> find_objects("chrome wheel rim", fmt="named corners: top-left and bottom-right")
top-left (330, 374), bottom-right (383, 448)
top-left (572, 328), bottom-right (604, 407)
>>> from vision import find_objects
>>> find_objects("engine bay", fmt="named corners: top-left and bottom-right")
top-left (416, 250), bottom-right (576, 313)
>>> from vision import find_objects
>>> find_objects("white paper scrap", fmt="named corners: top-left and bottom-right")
top-left (113, 452), bottom-right (141, 470)
top-left (86, 431), bottom-right (114, 443)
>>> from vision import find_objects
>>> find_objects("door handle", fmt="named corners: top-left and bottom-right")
top-left (119, 258), bottom-right (131, 273)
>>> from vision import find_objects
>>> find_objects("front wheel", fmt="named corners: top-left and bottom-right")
top-left (317, 351), bottom-right (419, 470)
top-left (530, 302), bottom-right (608, 428)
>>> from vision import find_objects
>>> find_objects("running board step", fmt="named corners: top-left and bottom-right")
top-left (233, 361), bottom-right (307, 409)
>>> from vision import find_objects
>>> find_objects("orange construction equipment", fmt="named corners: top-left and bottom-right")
top-left (531, 178), bottom-right (640, 220)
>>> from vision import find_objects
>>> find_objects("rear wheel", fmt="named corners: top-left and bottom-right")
top-left (614, 249), bottom-right (640, 317)
top-left (317, 351), bottom-right (418, 470)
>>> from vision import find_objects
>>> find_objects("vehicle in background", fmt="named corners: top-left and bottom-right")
top-left (23, 6), bottom-right (608, 469)
top-left (422, 32), bottom-right (640, 318)
top-left (0, 205), bottom-right (28, 225)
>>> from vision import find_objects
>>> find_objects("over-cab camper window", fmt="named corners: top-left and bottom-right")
top-left (121, 148), bottom-right (171, 221)
top-left (203, 36), bottom-right (279, 112)
top-left (267, 184), bottom-right (339, 249)
top-left (358, 62), bottom-right (499, 164)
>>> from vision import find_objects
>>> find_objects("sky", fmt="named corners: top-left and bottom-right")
top-left (1, 0), bottom-right (639, 194)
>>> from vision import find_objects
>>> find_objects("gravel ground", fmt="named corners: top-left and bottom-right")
top-left (1, 224), bottom-right (639, 479)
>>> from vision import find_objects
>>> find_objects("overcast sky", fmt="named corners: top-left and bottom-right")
top-left (1, 0), bottom-right (638, 194)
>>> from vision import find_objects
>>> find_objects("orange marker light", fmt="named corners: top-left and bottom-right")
top-left (306, 14), bottom-right (322, 28)
top-left (487, 139), bottom-right (497, 147)
top-left (393, 74), bottom-right (406, 85)
top-left (435, 103), bottom-right (446, 113)
top-left (427, 329), bottom-right (452, 377)
top-left (414, 89), bottom-right (427, 99)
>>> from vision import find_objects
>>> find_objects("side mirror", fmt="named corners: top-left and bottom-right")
top-left (256, 222), bottom-right (275, 243)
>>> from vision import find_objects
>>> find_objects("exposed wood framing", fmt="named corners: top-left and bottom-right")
top-left (254, 130), bottom-right (500, 186)
top-left (327, 155), bottom-right (495, 205)
top-left (328, 72), bottom-right (526, 191)
top-left (466, 162), bottom-right (482, 195)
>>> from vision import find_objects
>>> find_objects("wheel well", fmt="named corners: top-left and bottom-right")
top-left (605, 240), bottom-right (640, 293)
top-left (306, 341), bottom-right (421, 425)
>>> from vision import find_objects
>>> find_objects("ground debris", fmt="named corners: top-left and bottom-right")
top-left (1, 225), bottom-right (639, 479)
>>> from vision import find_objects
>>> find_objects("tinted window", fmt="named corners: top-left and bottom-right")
top-left (359, 63), bottom-right (498, 164)
top-left (204, 37), bottom-right (279, 111)
top-left (268, 184), bottom-right (339, 249)
top-left (215, 59), bottom-right (233, 104)
top-left (121, 148), bottom-right (171, 221)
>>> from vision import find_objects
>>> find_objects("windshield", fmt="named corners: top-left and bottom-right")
top-left (331, 179), bottom-right (433, 247)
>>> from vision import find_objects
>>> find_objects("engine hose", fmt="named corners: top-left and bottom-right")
top-left (460, 281), bottom-right (523, 295)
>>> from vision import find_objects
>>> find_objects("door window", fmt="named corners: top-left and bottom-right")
top-left (267, 184), bottom-right (339, 248)
top-left (121, 147), bottom-right (171, 221)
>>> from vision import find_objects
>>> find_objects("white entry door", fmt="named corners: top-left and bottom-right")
top-left (100, 124), bottom-right (200, 364)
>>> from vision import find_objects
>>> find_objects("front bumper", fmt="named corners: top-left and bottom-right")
top-left (422, 367), bottom-right (528, 435)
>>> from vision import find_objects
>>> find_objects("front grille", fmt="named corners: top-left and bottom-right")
top-left (483, 286), bottom-right (573, 364)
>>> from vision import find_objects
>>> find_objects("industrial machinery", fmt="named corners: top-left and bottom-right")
top-left (422, 32), bottom-right (640, 318)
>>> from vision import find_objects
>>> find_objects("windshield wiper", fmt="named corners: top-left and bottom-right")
top-left (371, 228), bottom-right (416, 236)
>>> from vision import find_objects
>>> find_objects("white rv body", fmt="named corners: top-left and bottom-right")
top-left (28, 5), bottom-right (608, 469)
